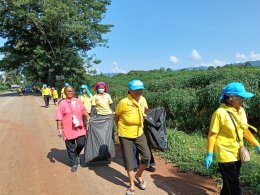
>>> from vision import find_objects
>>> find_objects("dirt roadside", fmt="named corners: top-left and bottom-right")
top-left (0, 93), bottom-right (218, 195)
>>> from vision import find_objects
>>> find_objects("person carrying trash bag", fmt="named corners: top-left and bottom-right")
top-left (84, 82), bottom-right (115, 164)
top-left (91, 82), bottom-right (113, 116)
top-left (204, 82), bottom-right (260, 195)
top-left (56, 85), bottom-right (90, 172)
top-left (115, 79), bottom-right (151, 195)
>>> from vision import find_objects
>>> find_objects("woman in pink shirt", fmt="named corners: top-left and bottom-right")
top-left (56, 85), bottom-right (90, 172)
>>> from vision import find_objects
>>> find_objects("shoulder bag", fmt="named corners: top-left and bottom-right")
top-left (227, 111), bottom-right (250, 163)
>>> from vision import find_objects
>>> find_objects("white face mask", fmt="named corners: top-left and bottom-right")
top-left (98, 88), bottom-right (105, 94)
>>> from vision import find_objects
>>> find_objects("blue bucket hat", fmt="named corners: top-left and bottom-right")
top-left (128, 79), bottom-right (145, 90)
top-left (42, 84), bottom-right (47, 87)
top-left (64, 82), bottom-right (69, 87)
top-left (80, 84), bottom-right (91, 97)
top-left (219, 82), bottom-right (254, 102)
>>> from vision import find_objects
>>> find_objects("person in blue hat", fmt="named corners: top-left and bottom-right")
top-left (78, 84), bottom-right (93, 114)
top-left (115, 79), bottom-right (151, 195)
top-left (204, 82), bottom-right (260, 195)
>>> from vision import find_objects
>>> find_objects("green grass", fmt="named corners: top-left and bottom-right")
top-left (159, 129), bottom-right (260, 194)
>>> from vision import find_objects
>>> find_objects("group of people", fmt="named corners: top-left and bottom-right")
top-left (41, 84), bottom-right (58, 107)
top-left (55, 80), bottom-right (156, 195)
top-left (53, 79), bottom-right (260, 195)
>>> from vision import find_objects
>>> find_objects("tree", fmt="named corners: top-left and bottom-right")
top-left (0, 0), bottom-right (112, 84)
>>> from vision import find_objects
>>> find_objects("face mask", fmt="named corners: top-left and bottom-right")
top-left (98, 88), bottom-right (105, 94)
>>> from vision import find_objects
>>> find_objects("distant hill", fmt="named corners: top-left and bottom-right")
top-left (102, 73), bottom-right (119, 77)
top-left (249, 60), bottom-right (260, 66)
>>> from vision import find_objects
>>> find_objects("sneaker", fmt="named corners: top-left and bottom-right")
top-left (146, 166), bottom-right (156, 172)
top-left (71, 165), bottom-right (77, 172)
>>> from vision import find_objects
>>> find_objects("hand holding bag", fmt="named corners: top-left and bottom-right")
top-left (227, 111), bottom-right (250, 163)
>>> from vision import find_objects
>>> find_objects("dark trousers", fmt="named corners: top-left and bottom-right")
top-left (65, 135), bottom-right (86, 166)
top-left (43, 95), bottom-right (49, 107)
top-left (218, 161), bottom-right (242, 195)
top-left (134, 144), bottom-right (155, 168)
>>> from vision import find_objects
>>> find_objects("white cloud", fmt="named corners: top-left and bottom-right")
top-left (235, 51), bottom-right (260, 62)
top-left (250, 51), bottom-right (260, 61)
top-left (169, 55), bottom-right (180, 64)
top-left (191, 49), bottom-right (202, 60)
top-left (110, 61), bottom-right (127, 74)
top-left (235, 52), bottom-right (247, 62)
top-left (212, 59), bottom-right (227, 67)
top-left (194, 59), bottom-right (227, 68)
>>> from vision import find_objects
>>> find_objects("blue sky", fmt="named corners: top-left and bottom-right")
top-left (1, 0), bottom-right (260, 74)
top-left (90, 0), bottom-right (260, 73)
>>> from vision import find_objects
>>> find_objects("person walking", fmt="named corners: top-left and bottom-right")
top-left (60, 82), bottom-right (69, 99)
top-left (56, 85), bottom-right (90, 172)
top-left (91, 82), bottom-right (113, 116)
top-left (204, 82), bottom-right (260, 195)
top-left (42, 84), bottom-right (51, 108)
top-left (51, 87), bottom-right (58, 106)
top-left (78, 84), bottom-right (93, 114)
top-left (115, 79), bottom-right (151, 195)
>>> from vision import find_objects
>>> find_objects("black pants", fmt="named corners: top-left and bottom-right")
top-left (43, 95), bottom-right (49, 107)
top-left (65, 135), bottom-right (86, 166)
top-left (218, 160), bottom-right (242, 195)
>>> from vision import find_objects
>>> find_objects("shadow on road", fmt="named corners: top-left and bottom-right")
top-left (47, 148), bottom-right (70, 167)
top-left (87, 164), bottom-right (129, 188)
top-left (151, 174), bottom-right (217, 195)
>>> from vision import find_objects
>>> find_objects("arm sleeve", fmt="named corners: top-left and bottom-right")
top-left (244, 129), bottom-right (260, 147)
top-left (207, 132), bottom-right (218, 152)
top-left (207, 111), bottom-right (221, 152)
top-left (91, 95), bottom-right (96, 106)
top-left (115, 100), bottom-right (123, 116)
top-left (56, 103), bottom-right (63, 121)
top-left (108, 94), bottom-right (113, 104)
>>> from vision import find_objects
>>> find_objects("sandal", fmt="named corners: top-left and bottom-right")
top-left (126, 188), bottom-right (135, 195)
top-left (135, 175), bottom-right (147, 190)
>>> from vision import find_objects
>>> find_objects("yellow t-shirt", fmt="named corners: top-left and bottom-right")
top-left (79, 94), bottom-right (93, 113)
top-left (92, 93), bottom-right (113, 115)
top-left (115, 95), bottom-right (148, 138)
top-left (61, 87), bottom-right (66, 99)
top-left (42, 87), bottom-right (51, 96)
top-left (210, 104), bottom-right (247, 163)
top-left (52, 90), bottom-right (58, 99)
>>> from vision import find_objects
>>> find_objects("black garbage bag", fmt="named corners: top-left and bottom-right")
top-left (144, 107), bottom-right (167, 152)
top-left (84, 114), bottom-right (115, 163)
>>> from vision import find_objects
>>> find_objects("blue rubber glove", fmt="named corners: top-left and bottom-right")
top-left (204, 152), bottom-right (213, 170)
top-left (256, 146), bottom-right (260, 154)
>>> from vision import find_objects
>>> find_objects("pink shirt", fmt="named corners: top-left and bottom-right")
top-left (56, 98), bottom-right (87, 140)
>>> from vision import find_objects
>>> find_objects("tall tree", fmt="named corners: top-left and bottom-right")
top-left (0, 0), bottom-right (112, 84)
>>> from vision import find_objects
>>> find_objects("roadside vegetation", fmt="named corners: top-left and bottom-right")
top-left (85, 65), bottom-right (260, 194)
